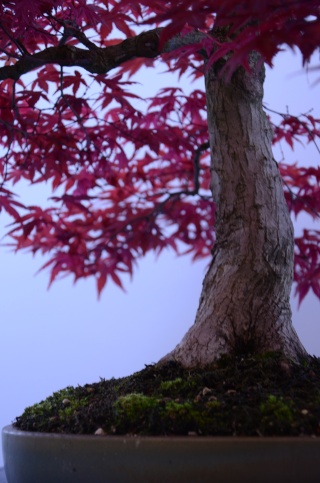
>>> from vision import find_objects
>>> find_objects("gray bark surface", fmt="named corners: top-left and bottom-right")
top-left (162, 54), bottom-right (307, 367)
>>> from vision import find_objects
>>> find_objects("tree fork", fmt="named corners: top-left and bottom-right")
top-left (161, 52), bottom-right (307, 367)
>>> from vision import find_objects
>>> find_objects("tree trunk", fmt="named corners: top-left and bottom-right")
top-left (162, 53), bottom-right (307, 367)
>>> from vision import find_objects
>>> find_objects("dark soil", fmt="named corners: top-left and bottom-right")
top-left (15, 352), bottom-right (320, 437)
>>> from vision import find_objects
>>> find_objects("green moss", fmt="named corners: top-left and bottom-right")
top-left (159, 378), bottom-right (184, 395)
top-left (206, 399), bottom-right (221, 410)
top-left (163, 400), bottom-right (192, 415)
top-left (260, 395), bottom-right (294, 423)
top-left (259, 394), bottom-right (296, 434)
top-left (160, 400), bottom-right (199, 434)
top-left (18, 386), bottom-right (95, 432)
top-left (114, 393), bottom-right (158, 421)
top-left (114, 393), bottom-right (160, 433)
top-left (14, 354), bottom-right (320, 437)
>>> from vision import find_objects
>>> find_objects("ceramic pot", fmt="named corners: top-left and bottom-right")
top-left (2, 424), bottom-right (320, 483)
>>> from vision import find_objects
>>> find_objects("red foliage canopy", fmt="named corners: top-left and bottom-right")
top-left (0, 0), bottom-right (319, 303)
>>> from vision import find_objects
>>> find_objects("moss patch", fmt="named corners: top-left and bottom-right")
top-left (14, 353), bottom-right (320, 437)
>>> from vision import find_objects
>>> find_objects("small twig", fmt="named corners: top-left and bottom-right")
top-left (0, 46), bottom-right (20, 60)
top-left (55, 18), bottom-right (99, 51)
top-left (282, 179), bottom-right (320, 219)
top-left (264, 105), bottom-right (320, 156)
top-left (0, 21), bottom-right (28, 55)
top-left (265, 105), bottom-right (320, 219)
top-left (146, 140), bottom-right (211, 219)
top-left (90, 141), bottom-right (211, 251)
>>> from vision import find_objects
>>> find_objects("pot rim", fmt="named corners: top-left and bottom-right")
top-left (3, 424), bottom-right (320, 483)
top-left (3, 424), bottom-right (320, 443)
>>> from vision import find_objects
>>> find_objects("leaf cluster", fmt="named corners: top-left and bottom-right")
top-left (0, 0), bottom-right (319, 302)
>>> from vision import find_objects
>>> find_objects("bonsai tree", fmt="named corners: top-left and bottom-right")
top-left (0, 0), bottom-right (319, 371)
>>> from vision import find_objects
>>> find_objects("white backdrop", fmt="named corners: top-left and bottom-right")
top-left (1, 49), bottom-right (319, 466)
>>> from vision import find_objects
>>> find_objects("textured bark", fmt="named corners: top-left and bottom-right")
top-left (162, 53), bottom-right (307, 367)
top-left (0, 29), bottom-right (206, 81)
top-left (0, 30), bottom-right (161, 80)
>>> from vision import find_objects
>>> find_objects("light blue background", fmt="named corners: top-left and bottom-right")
top-left (1, 50), bottom-right (319, 466)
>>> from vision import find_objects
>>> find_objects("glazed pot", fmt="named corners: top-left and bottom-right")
top-left (2, 424), bottom-right (320, 483)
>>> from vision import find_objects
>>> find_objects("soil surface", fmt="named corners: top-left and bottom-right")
top-left (15, 352), bottom-right (320, 437)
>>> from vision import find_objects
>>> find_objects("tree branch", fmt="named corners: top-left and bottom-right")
top-left (0, 28), bottom-right (208, 81)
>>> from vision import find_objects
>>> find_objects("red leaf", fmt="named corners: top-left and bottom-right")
top-left (97, 272), bottom-right (107, 297)
top-left (111, 271), bottom-right (125, 290)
